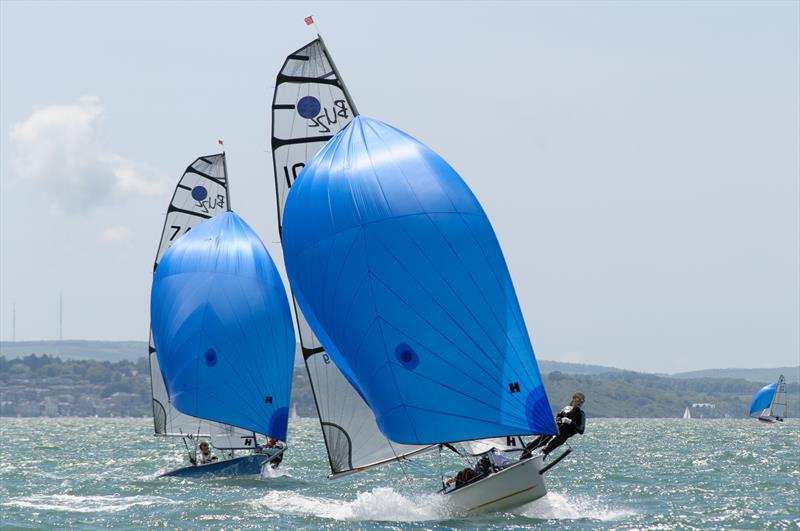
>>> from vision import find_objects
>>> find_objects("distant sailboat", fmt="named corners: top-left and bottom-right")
top-left (682, 407), bottom-right (692, 419)
top-left (749, 375), bottom-right (787, 423)
top-left (281, 116), bottom-right (561, 513)
top-left (149, 155), bottom-right (295, 478)
top-left (270, 36), bottom-right (429, 479)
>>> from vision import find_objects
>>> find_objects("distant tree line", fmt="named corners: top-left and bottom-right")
top-left (1, 354), bottom-right (796, 419)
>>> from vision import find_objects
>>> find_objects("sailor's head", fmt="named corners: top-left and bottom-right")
top-left (571, 392), bottom-right (586, 407)
top-left (199, 441), bottom-right (211, 454)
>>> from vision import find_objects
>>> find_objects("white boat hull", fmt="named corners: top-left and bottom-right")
top-left (444, 455), bottom-right (547, 513)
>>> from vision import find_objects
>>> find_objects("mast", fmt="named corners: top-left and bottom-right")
top-left (59, 292), bottom-right (63, 341)
top-left (221, 151), bottom-right (231, 211)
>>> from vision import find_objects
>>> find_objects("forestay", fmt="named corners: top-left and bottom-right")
top-left (271, 37), bottom-right (427, 476)
top-left (281, 116), bottom-right (559, 445)
top-left (148, 154), bottom-right (254, 447)
top-left (151, 211), bottom-right (295, 441)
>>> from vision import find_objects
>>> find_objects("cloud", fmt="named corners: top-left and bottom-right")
top-left (101, 225), bottom-right (131, 243)
top-left (9, 96), bottom-right (165, 212)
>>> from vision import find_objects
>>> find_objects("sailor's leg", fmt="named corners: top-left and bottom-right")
top-left (542, 434), bottom-right (567, 455)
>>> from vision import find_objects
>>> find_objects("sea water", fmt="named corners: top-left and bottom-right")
top-left (1, 417), bottom-right (797, 529)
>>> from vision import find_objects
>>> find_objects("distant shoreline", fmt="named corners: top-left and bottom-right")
top-left (2, 351), bottom-right (797, 419)
top-left (2, 339), bottom-right (797, 383)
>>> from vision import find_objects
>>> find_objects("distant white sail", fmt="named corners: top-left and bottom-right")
top-left (148, 154), bottom-right (255, 448)
top-left (683, 407), bottom-right (692, 419)
top-left (271, 37), bottom-right (428, 477)
top-left (769, 375), bottom-right (788, 419)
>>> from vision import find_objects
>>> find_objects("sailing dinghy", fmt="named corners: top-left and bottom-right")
top-left (149, 155), bottom-right (275, 475)
top-left (270, 37), bottom-right (430, 479)
top-left (281, 116), bottom-right (562, 513)
top-left (682, 407), bottom-right (692, 419)
top-left (150, 158), bottom-right (293, 476)
top-left (749, 375), bottom-right (787, 423)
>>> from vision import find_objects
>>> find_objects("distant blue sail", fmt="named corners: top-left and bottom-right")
top-left (281, 116), bottom-right (558, 445)
top-left (749, 383), bottom-right (777, 417)
top-left (151, 211), bottom-right (295, 441)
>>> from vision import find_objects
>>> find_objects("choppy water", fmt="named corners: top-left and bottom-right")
top-left (1, 417), bottom-right (797, 529)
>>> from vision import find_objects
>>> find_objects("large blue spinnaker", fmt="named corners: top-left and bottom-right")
top-left (151, 211), bottom-right (295, 441)
top-left (749, 383), bottom-right (778, 418)
top-left (281, 116), bottom-right (557, 445)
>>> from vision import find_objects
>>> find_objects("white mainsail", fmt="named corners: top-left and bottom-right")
top-left (682, 407), bottom-right (692, 419)
top-left (271, 37), bottom-right (428, 477)
top-left (767, 375), bottom-right (788, 420)
top-left (148, 154), bottom-right (255, 448)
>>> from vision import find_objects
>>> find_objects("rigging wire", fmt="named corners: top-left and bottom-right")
top-left (388, 441), bottom-right (414, 489)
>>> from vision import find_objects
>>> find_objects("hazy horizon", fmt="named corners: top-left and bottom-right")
top-left (1, 1), bottom-right (798, 373)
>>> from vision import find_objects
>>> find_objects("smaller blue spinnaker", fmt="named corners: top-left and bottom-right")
top-left (151, 211), bottom-right (295, 441)
top-left (749, 383), bottom-right (777, 418)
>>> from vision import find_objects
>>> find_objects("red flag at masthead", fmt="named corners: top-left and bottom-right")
top-left (218, 139), bottom-right (224, 146)
top-left (304, 15), bottom-right (314, 26)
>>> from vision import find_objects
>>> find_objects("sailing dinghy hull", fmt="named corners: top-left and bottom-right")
top-left (159, 451), bottom-right (280, 479)
top-left (444, 455), bottom-right (547, 513)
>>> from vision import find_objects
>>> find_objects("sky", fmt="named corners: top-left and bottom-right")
top-left (0, 1), bottom-right (798, 373)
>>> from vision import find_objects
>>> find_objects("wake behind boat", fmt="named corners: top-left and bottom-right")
top-left (149, 157), bottom-right (295, 478)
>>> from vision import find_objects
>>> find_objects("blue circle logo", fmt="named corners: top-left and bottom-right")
top-left (191, 186), bottom-right (208, 201)
top-left (297, 96), bottom-right (321, 119)
top-left (204, 348), bottom-right (217, 367)
top-left (395, 343), bottom-right (419, 370)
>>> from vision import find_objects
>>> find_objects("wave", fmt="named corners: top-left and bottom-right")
top-left (515, 492), bottom-right (636, 521)
top-left (253, 487), bottom-right (450, 521)
top-left (2, 494), bottom-right (178, 513)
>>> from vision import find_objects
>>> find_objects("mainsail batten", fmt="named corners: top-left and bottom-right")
top-left (271, 37), bottom-right (426, 476)
top-left (148, 153), bottom-right (253, 445)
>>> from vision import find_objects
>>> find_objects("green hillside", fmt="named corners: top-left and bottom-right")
top-left (671, 366), bottom-right (799, 384)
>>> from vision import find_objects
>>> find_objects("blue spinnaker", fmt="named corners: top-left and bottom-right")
top-left (749, 383), bottom-right (777, 417)
top-left (151, 211), bottom-right (295, 441)
top-left (281, 116), bottom-right (558, 445)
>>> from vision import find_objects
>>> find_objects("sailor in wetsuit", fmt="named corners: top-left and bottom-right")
top-left (522, 392), bottom-right (586, 458)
